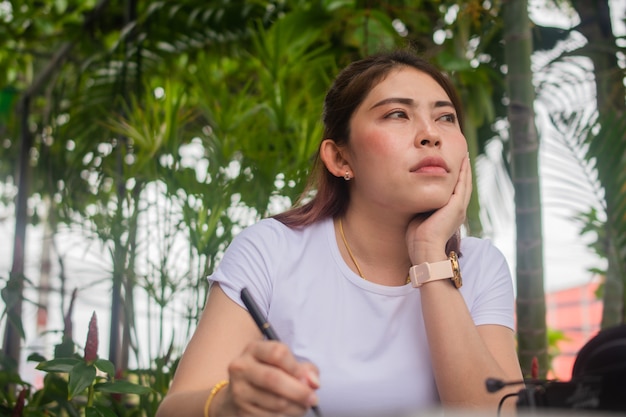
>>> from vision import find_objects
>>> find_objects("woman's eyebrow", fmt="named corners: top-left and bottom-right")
top-left (433, 100), bottom-right (455, 109)
top-left (369, 97), bottom-right (414, 110)
top-left (369, 97), bottom-right (454, 110)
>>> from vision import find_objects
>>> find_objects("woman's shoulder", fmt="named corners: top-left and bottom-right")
top-left (458, 236), bottom-right (510, 274)
top-left (458, 236), bottom-right (512, 285)
top-left (459, 235), bottom-right (505, 258)
top-left (234, 216), bottom-right (331, 247)
top-left (238, 217), bottom-right (287, 237)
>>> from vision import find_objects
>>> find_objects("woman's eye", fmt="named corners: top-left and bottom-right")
top-left (438, 113), bottom-right (456, 123)
top-left (385, 110), bottom-right (408, 119)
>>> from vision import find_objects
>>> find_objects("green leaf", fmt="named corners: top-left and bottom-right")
top-left (37, 357), bottom-right (81, 373)
top-left (94, 358), bottom-right (115, 377)
top-left (27, 352), bottom-right (47, 362)
top-left (436, 51), bottom-right (473, 72)
top-left (68, 362), bottom-right (96, 399)
top-left (1, 276), bottom-right (26, 339)
top-left (0, 87), bottom-right (18, 123)
top-left (86, 405), bottom-right (118, 417)
top-left (86, 407), bottom-right (101, 417)
top-left (95, 380), bottom-right (151, 395)
top-left (54, 337), bottom-right (76, 358)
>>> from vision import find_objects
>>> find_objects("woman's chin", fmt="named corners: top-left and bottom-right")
top-left (414, 200), bottom-right (448, 214)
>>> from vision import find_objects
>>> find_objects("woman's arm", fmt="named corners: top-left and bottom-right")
top-left (156, 284), bottom-right (319, 417)
top-left (407, 156), bottom-right (522, 411)
top-left (420, 281), bottom-right (522, 411)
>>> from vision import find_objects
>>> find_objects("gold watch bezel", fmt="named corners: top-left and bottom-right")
top-left (449, 251), bottom-right (462, 288)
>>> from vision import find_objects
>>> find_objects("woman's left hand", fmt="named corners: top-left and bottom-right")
top-left (406, 155), bottom-right (472, 264)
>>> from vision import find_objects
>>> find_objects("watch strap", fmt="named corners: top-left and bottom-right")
top-left (409, 259), bottom-right (454, 288)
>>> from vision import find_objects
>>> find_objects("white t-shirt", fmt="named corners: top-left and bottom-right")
top-left (209, 217), bottom-right (515, 417)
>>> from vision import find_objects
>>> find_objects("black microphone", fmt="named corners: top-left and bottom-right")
top-left (485, 377), bottom-right (550, 393)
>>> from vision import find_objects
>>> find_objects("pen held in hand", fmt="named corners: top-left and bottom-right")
top-left (240, 287), bottom-right (322, 417)
top-left (240, 287), bottom-right (280, 341)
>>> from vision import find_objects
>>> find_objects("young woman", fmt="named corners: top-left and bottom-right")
top-left (156, 50), bottom-right (523, 417)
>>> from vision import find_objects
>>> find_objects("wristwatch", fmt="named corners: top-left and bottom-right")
top-left (409, 251), bottom-right (462, 289)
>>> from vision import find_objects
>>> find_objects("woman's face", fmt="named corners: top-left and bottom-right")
top-left (346, 66), bottom-right (468, 216)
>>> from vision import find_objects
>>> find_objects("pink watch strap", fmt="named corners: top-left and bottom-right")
top-left (409, 259), bottom-right (453, 288)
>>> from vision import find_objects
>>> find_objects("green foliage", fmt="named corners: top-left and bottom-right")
top-left (0, 0), bottom-right (507, 360)
top-left (547, 327), bottom-right (569, 378)
top-left (545, 102), bottom-right (626, 325)
top-left (0, 315), bottom-right (157, 416)
top-left (1, 273), bottom-right (27, 340)
top-left (8, 0), bottom-right (619, 410)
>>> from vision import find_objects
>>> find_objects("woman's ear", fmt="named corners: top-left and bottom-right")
top-left (320, 139), bottom-right (352, 179)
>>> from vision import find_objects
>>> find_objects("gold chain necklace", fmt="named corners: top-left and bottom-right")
top-left (338, 218), bottom-right (411, 285)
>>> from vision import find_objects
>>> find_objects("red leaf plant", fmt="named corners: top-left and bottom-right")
top-left (10, 387), bottom-right (27, 417)
top-left (531, 356), bottom-right (539, 379)
top-left (84, 311), bottom-right (98, 364)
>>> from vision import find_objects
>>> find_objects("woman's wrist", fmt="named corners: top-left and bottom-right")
top-left (410, 249), bottom-right (448, 266)
top-left (204, 380), bottom-right (229, 417)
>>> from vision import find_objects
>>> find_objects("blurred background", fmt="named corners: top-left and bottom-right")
top-left (1, 0), bottom-right (625, 415)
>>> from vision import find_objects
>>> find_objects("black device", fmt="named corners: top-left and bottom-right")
top-left (488, 324), bottom-right (626, 413)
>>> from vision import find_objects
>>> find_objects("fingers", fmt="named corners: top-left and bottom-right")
top-left (421, 156), bottom-right (469, 230)
top-left (448, 155), bottom-right (472, 217)
top-left (460, 154), bottom-right (473, 206)
top-left (250, 341), bottom-right (319, 392)
top-left (298, 362), bottom-right (321, 389)
top-left (229, 382), bottom-right (309, 417)
top-left (406, 155), bottom-right (471, 260)
top-left (227, 340), bottom-right (319, 416)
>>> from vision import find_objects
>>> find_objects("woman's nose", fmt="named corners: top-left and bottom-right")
top-left (415, 119), bottom-right (441, 147)
top-left (418, 137), bottom-right (441, 147)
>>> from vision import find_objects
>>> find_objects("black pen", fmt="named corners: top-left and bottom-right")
top-left (240, 287), bottom-right (322, 417)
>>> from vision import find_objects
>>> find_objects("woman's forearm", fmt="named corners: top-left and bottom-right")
top-left (156, 390), bottom-right (210, 417)
top-left (420, 280), bottom-right (522, 410)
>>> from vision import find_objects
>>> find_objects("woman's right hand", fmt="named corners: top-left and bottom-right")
top-left (218, 340), bottom-right (320, 417)
top-left (406, 154), bottom-right (472, 265)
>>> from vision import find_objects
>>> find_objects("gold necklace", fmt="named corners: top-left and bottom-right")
top-left (338, 218), bottom-right (411, 285)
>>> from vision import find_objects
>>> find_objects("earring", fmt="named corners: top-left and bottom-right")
top-left (344, 171), bottom-right (351, 181)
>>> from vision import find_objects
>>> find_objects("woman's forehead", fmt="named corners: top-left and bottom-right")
top-left (363, 67), bottom-right (451, 105)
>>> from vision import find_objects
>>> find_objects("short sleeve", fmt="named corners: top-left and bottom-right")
top-left (208, 219), bottom-right (284, 317)
top-left (459, 237), bottom-right (515, 330)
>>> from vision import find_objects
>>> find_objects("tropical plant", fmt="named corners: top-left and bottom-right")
top-left (0, 0), bottom-right (294, 371)
top-left (532, 0), bottom-right (626, 327)
top-left (1, 310), bottom-right (153, 416)
top-left (9, 0), bottom-right (617, 399)
top-left (2, 0), bottom-right (507, 375)
top-left (567, 0), bottom-right (626, 327)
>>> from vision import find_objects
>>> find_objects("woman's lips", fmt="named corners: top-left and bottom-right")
top-left (411, 156), bottom-right (449, 174)
top-left (414, 165), bottom-right (447, 174)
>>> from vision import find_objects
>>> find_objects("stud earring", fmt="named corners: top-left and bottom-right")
top-left (344, 171), bottom-right (351, 181)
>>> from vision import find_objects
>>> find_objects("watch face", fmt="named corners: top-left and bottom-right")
top-left (449, 251), bottom-right (462, 289)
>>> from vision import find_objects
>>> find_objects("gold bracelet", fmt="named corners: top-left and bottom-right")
top-left (203, 380), bottom-right (229, 417)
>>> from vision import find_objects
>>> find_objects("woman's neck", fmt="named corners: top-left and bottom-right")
top-left (336, 208), bottom-right (413, 286)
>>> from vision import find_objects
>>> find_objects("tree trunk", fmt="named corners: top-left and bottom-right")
top-left (1, 97), bottom-right (32, 370)
top-left (108, 0), bottom-right (140, 369)
top-left (36, 196), bottom-right (53, 337)
top-left (1, 0), bottom-right (110, 373)
top-left (502, 0), bottom-right (548, 377)
top-left (463, 116), bottom-right (483, 236)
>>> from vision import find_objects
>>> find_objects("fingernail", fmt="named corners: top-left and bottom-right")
top-left (307, 371), bottom-right (320, 388)
top-left (308, 392), bottom-right (319, 406)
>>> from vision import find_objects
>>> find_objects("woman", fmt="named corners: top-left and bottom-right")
top-left (156, 50), bottom-right (523, 417)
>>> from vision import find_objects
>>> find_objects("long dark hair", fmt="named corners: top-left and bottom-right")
top-left (273, 49), bottom-right (464, 253)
